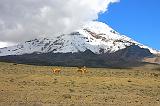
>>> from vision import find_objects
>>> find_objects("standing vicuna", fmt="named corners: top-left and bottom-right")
top-left (77, 66), bottom-right (87, 74)
top-left (52, 68), bottom-right (61, 74)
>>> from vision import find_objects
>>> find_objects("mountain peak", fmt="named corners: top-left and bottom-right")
top-left (82, 21), bottom-right (118, 34)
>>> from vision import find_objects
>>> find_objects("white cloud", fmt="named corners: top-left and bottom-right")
top-left (0, 0), bottom-right (119, 46)
top-left (0, 42), bottom-right (15, 48)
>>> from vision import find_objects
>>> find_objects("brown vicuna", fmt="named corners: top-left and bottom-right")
top-left (52, 68), bottom-right (61, 74)
top-left (77, 66), bottom-right (87, 74)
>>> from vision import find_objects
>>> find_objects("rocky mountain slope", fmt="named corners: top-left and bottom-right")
top-left (0, 45), bottom-right (153, 67)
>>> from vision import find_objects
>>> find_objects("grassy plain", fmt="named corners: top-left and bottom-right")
top-left (0, 62), bottom-right (160, 106)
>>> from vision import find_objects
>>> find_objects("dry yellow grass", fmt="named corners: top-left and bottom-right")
top-left (0, 62), bottom-right (160, 106)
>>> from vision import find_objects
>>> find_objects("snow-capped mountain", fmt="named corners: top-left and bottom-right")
top-left (0, 21), bottom-right (159, 56)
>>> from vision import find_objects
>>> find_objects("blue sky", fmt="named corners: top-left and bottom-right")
top-left (98, 0), bottom-right (160, 50)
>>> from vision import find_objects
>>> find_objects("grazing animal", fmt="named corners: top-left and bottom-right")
top-left (52, 68), bottom-right (61, 74)
top-left (77, 66), bottom-right (87, 74)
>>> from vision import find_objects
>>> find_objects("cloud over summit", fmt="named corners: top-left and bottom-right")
top-left (0, 0), bottom-right (119, 43)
